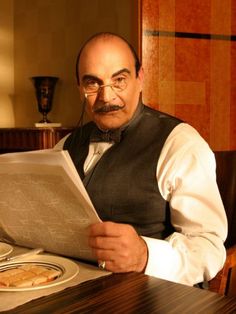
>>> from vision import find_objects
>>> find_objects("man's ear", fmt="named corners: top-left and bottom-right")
top-left (138, 66), bottom-right (144, 91)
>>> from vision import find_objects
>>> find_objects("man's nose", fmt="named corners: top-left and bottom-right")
top-left (98, 85), bottom-right (116, 102)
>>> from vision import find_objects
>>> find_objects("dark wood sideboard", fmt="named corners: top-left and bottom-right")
top-left (0, 127), bottom-right (74, 153)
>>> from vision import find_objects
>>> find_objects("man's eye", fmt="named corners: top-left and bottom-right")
top-left (113, 77), bottom-right (126, 85)
top-left (85, 80), bottom-right (99, 89)
top-left (113, 77), bottom-right (127, 89)
top-left (117, 77), bottom-right (125, 82)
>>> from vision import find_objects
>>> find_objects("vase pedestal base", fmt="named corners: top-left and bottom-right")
top-left (35, 122), bottom-right (62, 128)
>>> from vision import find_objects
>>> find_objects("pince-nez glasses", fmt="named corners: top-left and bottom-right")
top-left (83, 78), bottom-right (127, 96)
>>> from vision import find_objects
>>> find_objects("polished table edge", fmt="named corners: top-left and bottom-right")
top-left (2, 272), bottom-right (236, 314)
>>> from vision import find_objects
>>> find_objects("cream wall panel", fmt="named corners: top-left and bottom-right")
top-left (13, 0), bottom-right (138, 127)
top-left (0, 0), bottom-right (15, 127)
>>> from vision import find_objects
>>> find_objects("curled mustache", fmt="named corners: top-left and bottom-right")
top-left (93, 104), bottom-right (125, 113)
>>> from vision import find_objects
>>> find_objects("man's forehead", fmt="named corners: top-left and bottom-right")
top-left (79, 46), bottom-right (135, 80)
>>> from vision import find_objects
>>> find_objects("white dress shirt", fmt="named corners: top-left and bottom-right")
top-left (55, 123), bottom-right (227, 286)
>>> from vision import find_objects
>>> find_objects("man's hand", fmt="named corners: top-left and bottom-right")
top-left (88, 221), bottom-right (148, 273)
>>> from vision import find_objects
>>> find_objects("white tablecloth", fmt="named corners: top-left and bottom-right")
top-left (0, 246), bottom-right (111, 311)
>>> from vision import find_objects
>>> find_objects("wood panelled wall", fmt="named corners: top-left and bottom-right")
top-left (140, 0), bottom-right (236, 151)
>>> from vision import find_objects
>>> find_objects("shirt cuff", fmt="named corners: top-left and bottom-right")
top-left (141, 236), bottom-right (183, 284)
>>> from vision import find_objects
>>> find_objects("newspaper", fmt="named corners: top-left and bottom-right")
top-left (0, 149), bottom-right (101, 262)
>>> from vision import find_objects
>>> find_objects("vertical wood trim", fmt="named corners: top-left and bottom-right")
top-left (210, 0), bottom-right (231, 150)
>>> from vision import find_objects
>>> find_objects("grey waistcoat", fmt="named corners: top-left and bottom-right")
top-left (64, 104), bottom-right (181, 239)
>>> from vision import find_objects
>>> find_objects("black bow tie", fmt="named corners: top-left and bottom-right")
top-left (90, 127), bottom-right (122, 143)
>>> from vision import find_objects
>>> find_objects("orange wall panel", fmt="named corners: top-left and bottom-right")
top-left (231, 43), bottom-right (236, 149)
top-left (141, 0), bottom-right (235, 150)
top-left (175, 0), bottom-right (211, 33)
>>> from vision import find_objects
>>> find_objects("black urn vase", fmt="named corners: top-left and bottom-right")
top-left (32, 76), bottom-right (58, 123)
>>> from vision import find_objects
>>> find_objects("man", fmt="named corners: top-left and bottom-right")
top-left (55, 32), bottom-right (227, 286)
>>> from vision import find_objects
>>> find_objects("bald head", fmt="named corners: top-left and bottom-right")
top-left (75, 32), bottom-right (141, 85)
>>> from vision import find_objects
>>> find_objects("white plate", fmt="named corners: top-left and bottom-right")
top-left (0, 243), bottom-right (13, 258)
top-left (0, 255), bottom-right (79, 291)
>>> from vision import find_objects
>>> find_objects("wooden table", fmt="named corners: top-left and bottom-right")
top-left (4, 272), bottom-right (236, 314)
